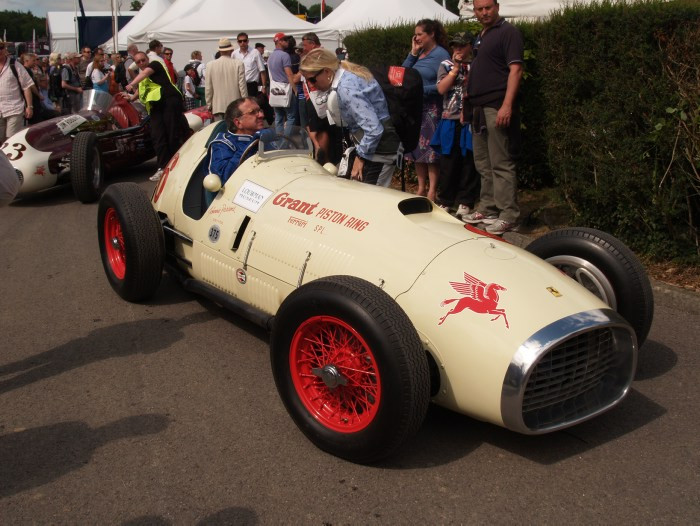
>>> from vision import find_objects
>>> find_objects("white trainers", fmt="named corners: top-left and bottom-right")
top-left (455, 204), bottom-right (471, 220)
top-left (463, 210), bottom-right (498, 224)
top-left (485, 219), bottom-right (517, 235)
top-left (149, 168), bottom-right (164, 182)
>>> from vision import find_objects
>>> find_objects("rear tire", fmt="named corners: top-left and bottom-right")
top-left (526, 227), bottom-right (654, 346)
top-left (98, 183), bottom-right (164, 302)
top-left (71, 131), bottom-right (103, 203)
top-left (271, 276), bottom-right (430, 463)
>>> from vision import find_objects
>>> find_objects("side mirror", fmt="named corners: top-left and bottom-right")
top-left (322, 162), bottom-right (338, 176)
top-left (203, 173), bottom-right (222, 192)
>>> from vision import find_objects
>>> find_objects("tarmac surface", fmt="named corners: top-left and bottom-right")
top-left (1, 163), bottom-right (698, 524)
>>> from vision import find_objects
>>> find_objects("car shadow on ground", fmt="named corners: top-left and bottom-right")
top-left (382, 388), bottom-right (666, 470)
top-left (7, 158), bottom-right (159, 209)
top-left (635, 339), bottom-right (677, 380)
top-left (9, 183), bottom-right (76, 207)
top-left (0, 312), bottom-right (215, 396)
top-left (0, 414), bottom-right (169, 498)
top-left (123, 508), bottom-right (259, 526)
top-left (122, 508), bottom-right (259, 526)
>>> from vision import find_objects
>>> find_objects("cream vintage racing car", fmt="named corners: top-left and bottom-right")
top-left (97, 124), bottom-right (653, 463)
top-left (1, 90), bottom-right (211, 203)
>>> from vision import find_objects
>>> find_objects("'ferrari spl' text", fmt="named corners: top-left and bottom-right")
top-left (272, 192), bottom-right (319, 215)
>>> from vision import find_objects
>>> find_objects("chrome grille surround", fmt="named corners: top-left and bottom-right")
top-left (501, 309), bottom-right (637, 434)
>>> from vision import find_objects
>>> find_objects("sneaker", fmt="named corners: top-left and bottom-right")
top-left (485, 219), bottom-right (516, 235)
top-left (437, 204), bottom-right (451, 212)
top-left (455, 204), bottom-right (471, 220)
top-left (149, 168), bottom-right (164, 182)
top-left (463, 210), bottom-right (498, 224)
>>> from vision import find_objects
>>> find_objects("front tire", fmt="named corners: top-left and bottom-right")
top-left (98, 183), bottom-right (164, 302)
top-left (71, 131), bottom-right (103, 203)
top-left (526, 227), bottom-right (654, 346)
top-left (271, 276), bottom-right (430, 463)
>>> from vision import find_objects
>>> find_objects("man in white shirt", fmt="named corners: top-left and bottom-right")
top-left (147, 40), bottom-right (165, 65)
top-left (0, 40), bottom-right (34, 142)
top-left (125, 44), bottom-right (139, 83)
top-left (232, 32), bottom-right (267, 97)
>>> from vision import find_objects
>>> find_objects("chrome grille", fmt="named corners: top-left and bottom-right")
top-left (522, 328), bottom-right (624, 430)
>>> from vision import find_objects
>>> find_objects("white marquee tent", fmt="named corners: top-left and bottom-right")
top-left (128, 0), bottom-right (337, 68)
top-left (316, 0), bottom-right (459, 40)
top-left (48, 11), bottom-right (136, 54)
top-left (458, 0), bottom-right (614, 19)
top-left (101, 0), bottom-right (174, 53)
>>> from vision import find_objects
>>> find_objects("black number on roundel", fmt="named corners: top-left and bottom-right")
top-left (208, 226), bottom-right (220, 242)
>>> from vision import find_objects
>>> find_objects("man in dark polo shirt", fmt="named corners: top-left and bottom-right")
top-left (463, 0), bottom-right (523, 235)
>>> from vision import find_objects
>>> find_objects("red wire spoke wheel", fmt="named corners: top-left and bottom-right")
top-left (103, 207), bottom-right (126, 279)
top-left (290, 315), bottom-right (382, 433)
top-left (272, 276), bottom-right (430, 463)
top-left (97, 183), bottom-right (165, 302)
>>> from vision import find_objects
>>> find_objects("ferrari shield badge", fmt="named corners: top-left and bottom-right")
top-left (236, 268), bottom-right (247, 284)
top-left (439, 272), bottom-right (509, 328)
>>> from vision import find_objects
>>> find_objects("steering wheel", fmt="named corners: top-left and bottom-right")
top-left (238, 138), bottom-right (260, 168)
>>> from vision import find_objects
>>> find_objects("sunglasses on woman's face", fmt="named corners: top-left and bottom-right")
top-left (306, 71), bottom-right (322, 84)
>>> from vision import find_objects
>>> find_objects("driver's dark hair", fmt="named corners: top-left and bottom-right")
top-left (225, 96), bottom-right (257, 132)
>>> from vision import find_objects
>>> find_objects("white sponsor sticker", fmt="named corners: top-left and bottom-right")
top-left (57, 115), bottom-right (88, 135)
top-left (233, 180), bottom-right (273, 213)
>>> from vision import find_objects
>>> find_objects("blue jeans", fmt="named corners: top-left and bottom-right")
top-left (273, 97), bottom-right (297, 136)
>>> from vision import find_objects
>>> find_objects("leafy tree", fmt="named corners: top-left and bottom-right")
top-left (0, 10), bottom-right (46, 41)
top-left (130, 1), bottom-right (143, 10)
top-left (279, 0), bottom-right (307, 15)
top-left (307, 3), bottom-right (333, 18)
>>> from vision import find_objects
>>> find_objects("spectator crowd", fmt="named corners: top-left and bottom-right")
top-left (1, 0), bottom-right (523, 233)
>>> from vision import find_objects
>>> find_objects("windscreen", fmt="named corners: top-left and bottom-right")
top-left (257, 126), bottom-right (314, 160)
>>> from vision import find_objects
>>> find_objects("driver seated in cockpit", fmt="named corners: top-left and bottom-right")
top-left (204, 96), bottom-right (266, 202)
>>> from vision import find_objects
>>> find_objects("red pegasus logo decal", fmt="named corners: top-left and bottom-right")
top-left (438, 272), bottom-right (509, 328)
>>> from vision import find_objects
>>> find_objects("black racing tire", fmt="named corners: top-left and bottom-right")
top-left (97, 182), bottom-right (165, 302)
top-left (271, 275), bottom-right (430, 463)
top-left (526, 227), bottom-right (654, 346)
top-left (71, 131), bottom-right (104, 203)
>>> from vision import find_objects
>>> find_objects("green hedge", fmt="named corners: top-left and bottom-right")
top-left (531, 0), bottom-right (699, 260)
top-left (343, 1), bottom-right (699, 260)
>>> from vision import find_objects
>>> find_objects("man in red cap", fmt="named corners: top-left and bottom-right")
top-left (267, 32), bottom-right (296, 135)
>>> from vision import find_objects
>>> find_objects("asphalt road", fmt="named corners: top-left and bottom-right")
top-left (1, 161), bottom-right (698, 524)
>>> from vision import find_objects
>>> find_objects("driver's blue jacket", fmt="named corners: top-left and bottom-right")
top-left (207, 130), bottom-right (261, 185)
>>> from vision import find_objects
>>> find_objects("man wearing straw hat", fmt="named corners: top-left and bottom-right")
top-left (205, 37), bottom-right (248, 121)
